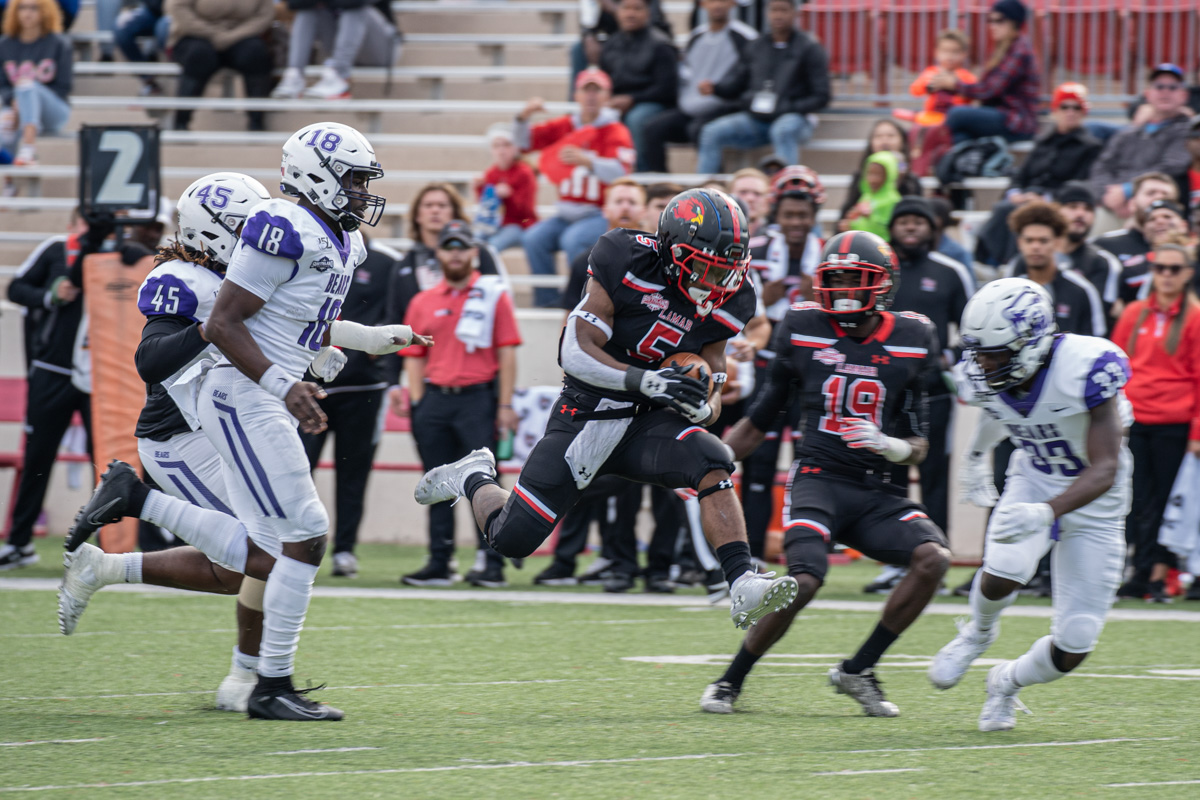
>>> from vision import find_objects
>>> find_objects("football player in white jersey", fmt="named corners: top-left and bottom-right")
top-left (928, 278), bottom-right (1133, 732)
top-left (65, 122), bottom-right (430, 721)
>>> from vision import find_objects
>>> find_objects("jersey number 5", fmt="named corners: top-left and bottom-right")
top-left (632, 320), bottom-right (684, 362)
top-left (817, 375), bottom-right (885, 434)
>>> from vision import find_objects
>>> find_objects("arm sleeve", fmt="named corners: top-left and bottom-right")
top-left (590, 125), bottom-right (635, 183)
top-left (1110, 303), bottom-right (1134, 353)
top-left (223, 240), bottom-right (297, 302)
top-left (528, 117), bottom-right (571, 152)
top-left (910, 66), bottom-right (934, 97)
top-left (784, 42), bottom-right (831, 115)
top-left (506, 165), bottom-right (539, 225)
top-left (713, 59), bottom-right (748, 100)
top-left (49, 36), bottom-right (73, 100)
top-left (630, 41), bottom-right (679, 106)
top-left (956, 49), bottom-right (1025, 102)
top-left (492, 292), bottom-right (523, 348)
top-left (134, 315), bottom-right (209, 385)
top-left (6, 241), bottom-right (57, 309)
top-left (0, 43), bottom-right (12, 106)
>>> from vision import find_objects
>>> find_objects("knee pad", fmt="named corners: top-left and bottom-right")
top-left (238, 576), bottom-right (266, 611)
top-left (685, 432), bottom-right (735, 487)
top-left (1054, 613), bottom-right (1103, 654)
top-left (783, 529), bottom-right (829, 585)
top-left (489, 500), bottom-right (550, 560)
top-left (984, 541), bottom-right (1039, 585)
top-left (296, 496), bottom-right (330, 540)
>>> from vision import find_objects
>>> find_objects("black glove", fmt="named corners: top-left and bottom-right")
top-left (625, 365), bottom-right (708, 415)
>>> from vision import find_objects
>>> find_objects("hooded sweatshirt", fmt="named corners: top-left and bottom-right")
top-left (848, 150), bottom-right (902, 239)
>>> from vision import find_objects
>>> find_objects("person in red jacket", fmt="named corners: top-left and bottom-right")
top-left (473, 123), bottom-right (538, 254)
top-left (1111, 234), bottom-right (1200, 602)
top-left (514, 67), bottom-right (635, 307)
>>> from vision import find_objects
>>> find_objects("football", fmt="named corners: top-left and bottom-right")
top-left (659, 352), bottom-right (714, 397)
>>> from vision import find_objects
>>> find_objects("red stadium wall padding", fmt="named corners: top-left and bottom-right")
top-left (83, 252), bottom-right (156, 553)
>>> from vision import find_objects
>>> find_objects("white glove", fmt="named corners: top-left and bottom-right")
top-left (959, 451), bottom-right (999, 508)
top-left (990, 502), bottom-right (1055, 544)
top-left (839, 418), bottom-right (912, 463)
top-left (683, 401), bottom-right (713, 424)
top-left (308, 346), bottom-right (348, 382)
top-left (328, 320), bottom-right (414, 355)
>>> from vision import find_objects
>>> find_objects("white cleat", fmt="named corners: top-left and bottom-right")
top-left (828, 664), bottom-right (900, 717)
top-left (57, 544), bottom-right (122, 635)
top-left (728, 570), bottom-right (799, 629)
top-left (302, 65), bottom-right (351, 99)
top-left (414, 448), bottom-right (497, 506)
top-left (979, 662), bottom-right (1032, 732)
top-left (215, 665), bottom-right (258, 713)
top-left (699, 680), bottom-right (739, 714)
top-left (929, 617), bottom-right (999, 690)
top-left (271, 67), bottom-right (307, 98)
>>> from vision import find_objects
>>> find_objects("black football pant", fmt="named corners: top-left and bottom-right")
top-left (1125, 422), bottom-right (1189, 578)
top-left (301, 388), bottom-right (385, 555)
top-left (552, 475), bottom-right (629, 569)
top-left (8, 367), bottom-right (91, 548)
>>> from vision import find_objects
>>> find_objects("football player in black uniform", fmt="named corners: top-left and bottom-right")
top-left (415, 188), bottom-right (800, 629)
top-left (700, 230), bottom-right (952, 716)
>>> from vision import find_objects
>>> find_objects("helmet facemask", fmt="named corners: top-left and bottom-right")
top-left (668, 241), bottom-right (748, 316)
top-left (322, 156), bottom-right (385, 231)
top-left (813, 260), bottom-right (891, 325)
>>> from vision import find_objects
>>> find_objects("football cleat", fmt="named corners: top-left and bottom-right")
top-left (66, 460), bottom-right (141, 552)
top-left (466, 563), bottom-right (507, 588)
top-left (928, 617), bottom-right (999, 690)
top-left (534, 560), bottom-right (578, 586)
top-left (862, 564), bottom-right (907, 594)
top-left (215, 665), bottom-right (258, 713)
top-left (728, 570), bottom-right (799, 629)
top-left (247, 679), bottom-right (344, 721)
top-left (576, 556), bottom-right (615, 586)
top-left (331, 551), bottom-right (358, 578)
top-left (58, 543), bottom-right (123, 635)
top-left (828, 664), bottom-right (899, 717)
top-left (978, 662), bottom-right (1031, 732)
top-left (699, 680), bottom-right (740, 714)
top-left (414, 448), bottom-right (496, 506)
top-left (0, 543), bottom-right (38, 571)
top-left (602, 572), bottom-right (635, 593)
top-left (401, 562), bottom-right (455, 587)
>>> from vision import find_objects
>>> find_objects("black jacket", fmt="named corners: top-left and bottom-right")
top-left (715, 29), bottom-right (831, 121)
top-left (1012, 126), bottom-right (1102, 194)
top-left (889, 249), bottom-right (974, 395)
top-left (599, 27), bottom-right (678, 107)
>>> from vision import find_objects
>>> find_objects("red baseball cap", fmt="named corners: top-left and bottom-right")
top-left (574, 67), bottom-right (612, 91)
top-left (1051, 82), bottom-right (1090, 112)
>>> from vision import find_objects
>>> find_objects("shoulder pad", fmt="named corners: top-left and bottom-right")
top-left (896, 310), bottom-right (932, 324)
top-left (138, 262), bottom-right (205, 321)
top-left (241, 201), bottom-right (306, 261)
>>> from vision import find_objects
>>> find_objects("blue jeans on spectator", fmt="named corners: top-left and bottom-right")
top-left (10, 83), bottom-right (70, 145)
top-left (696, 111), bottom-right (814, 175)
top-left (486, 223), bottom-right (526, 253)
top-left (522, 212), bottom-right (609, 307)
top-left (946, 105), bottom-right (1033, 144)
top-left (623, 101), bottom-right (666, 172)
top-left (115, 5), bottom-right (168, 64)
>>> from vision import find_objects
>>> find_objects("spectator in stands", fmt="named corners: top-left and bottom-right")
top-left (559, 177), bottom-right (646, 311)
top-left (1052, 182), bottom-right (1123, 321)
top-left (598, 0), bottom-right (677, 173)
top-left (1003, 201), bottom-right (1106, 336)
top-left (639, 0), bottom-right (756, 174)
top-left (927, 195), bottom-right (972, 268)
top-left (974, 83), bottom-right (1103, 268)
top-left (907, 29), bottom-right (976, 130)
top-left (572, 0), bottom-right (670, 94)
top-left (1088, 64), bottom-right (1192, 231)
top-left (473, 123), bottom-right (538, 253)
top-left (729, 167), bottom-right (770, 237)
top-left (758, 153), bottom-right (785, 179)
top-left (515, 68), bottom-right (633, 307)
top-left (113, 0), bottom-right (172, 97)
top-left (1183, 115), bottom-right (1200, 224)
top-left (838, 119), bottom-right (921, 230)
top-left (925, 0), bottom-right (1039, 145)
top-left (400, 221), bottom-right (522, 588)
top-left (300, 236), bottom-right (398, 579)
top-left (166, 0), bottom-right (274, 131)
top-left (641, 181), bottom-right (682, 231)
top-left (1112, 234), bottom-right (1200, 603)
top-left (384, 182), bottom-right (506, 419)
top-left (843, 150), bottom-right (902, 238)
top-left (1094, 171), bottom-right (1180, 303)
top-left (272, 0), bottom-right (396, 100)
top-left (1092, 63), bottom-right (1200, 145)
top-left (0, 0), bottom-right (71, 166)
top-left (694, 0), bottom-right (830, 175)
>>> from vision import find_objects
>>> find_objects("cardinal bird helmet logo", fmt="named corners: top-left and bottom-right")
top-left (672, 197), bottom-right (704, 226)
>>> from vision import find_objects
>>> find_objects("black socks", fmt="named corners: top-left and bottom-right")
top-left (715, 541), bottom-right (753, 587)
top-left (843, 621), bottom-right (899, 674)
top-left (127, 479), bottom-right (151, 518)
top-left (721, 644), bottom-right (762, 690)
top-left (463, 472), bottom-right (500, 503)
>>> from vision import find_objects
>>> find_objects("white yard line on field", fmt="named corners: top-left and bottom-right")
top-left (1105, 779), bottom-right (1200, 788)
top-left (0, 739), bottom-right (104, 747)
top-left (842, 737), bottom-right (1175, 754)
top-left (266, 747), bottom-right (381, 755)
top-left (814, 768), bottom-right (926, 776)
top-left (5, 578), bottom-right (1200, 622)
top-left (0, 753), bottom-right (748, 793)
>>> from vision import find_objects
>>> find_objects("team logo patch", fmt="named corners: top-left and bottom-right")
top-left (813, 347), bottom-right (845, 366)
top-left (791, 300), bottom-right (821, 311)
top-left (921, 277), bottom-right (937, 292)
top-left (310, 255), bottom-right (335, 273)
top-left (354, 268), bottom-right (371, 284)
top-left (1056, 303), bottom-right (1070, 318)
top-left (673, 198), bottom-right (704, 225)
top-left (642, 292), bottom-right (669, 312)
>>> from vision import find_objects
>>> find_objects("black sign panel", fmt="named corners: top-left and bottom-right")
top-left (78, 125), bottom-right (162, 221)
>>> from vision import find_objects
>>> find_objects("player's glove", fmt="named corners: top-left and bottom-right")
top-left (308, 346), bottom-right (348, 382)
top-left (625, 365), bottom-right (708, 417)
top-left (839, 418), bottom-right (913, 463)
top-left (958, 450), bottom-right (999, 508)
top-left (990, 502), bottom-right (1055, 544)
top-left (329, 320), bottom-right (414, 355)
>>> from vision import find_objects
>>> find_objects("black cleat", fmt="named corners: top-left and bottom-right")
top-left (534, 560), bottom-right (578, 586)
top-left (602, 572), bottom-right (635, 593)
top-left (247, 679), bottom-right (344, 721)
top-left (66, 460), bottom-right (141, 553)
top-left (466, 563), bottom-right (507, 588)
top-left (644, 575), bottom-right (676, 594)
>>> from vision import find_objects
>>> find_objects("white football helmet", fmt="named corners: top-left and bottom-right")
top-left (960, 277), bottom-right (1058, 394)
top-left (177, 172), bottom-right (271, 266)
top-left (280, 121), bottom-right (385, 230)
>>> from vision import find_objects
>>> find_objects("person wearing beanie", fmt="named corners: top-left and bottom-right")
top-left (925, 0), bottom-right (1040, 144)
top-left (1051, 181), bottom-right (1123, 325)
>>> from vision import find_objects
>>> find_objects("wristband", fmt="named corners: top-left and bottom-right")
top-left (881, 436), bottom-right (914, 463)
top-left (258, 364), bottom-right (298, 401)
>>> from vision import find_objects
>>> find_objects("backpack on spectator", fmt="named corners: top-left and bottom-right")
top-left (935, 136), bottom-right (1014, 185)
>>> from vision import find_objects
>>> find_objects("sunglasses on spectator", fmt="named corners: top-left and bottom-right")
top-left (16, 4), bottom-right (41, 9)
top-left (1152, 263), bottom-right (1188, 274)
top-left (1152, 83), bottom-right (1184, 91)
top-left (986, 16), bottom-right (1007, 24)
top-left (1058, 104), bottom-right (1085, 112)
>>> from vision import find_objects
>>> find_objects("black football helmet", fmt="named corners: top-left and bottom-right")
top-left (657, 188), bottom-right (751, 316)
top-left (813, 230), bottom-right (900, 324)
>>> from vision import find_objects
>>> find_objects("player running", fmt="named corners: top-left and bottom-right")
top-left (928, 278), bottom-right (1132, 732)
top-left (701, 230), bottom-right (951, 717)
top-left (414, 188), bottom-right (799, 629)
top-left (64, 122), bottom-right (428, 721)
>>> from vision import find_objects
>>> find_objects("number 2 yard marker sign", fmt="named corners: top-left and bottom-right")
top-left (78, 125), bottom-right (162, 220)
